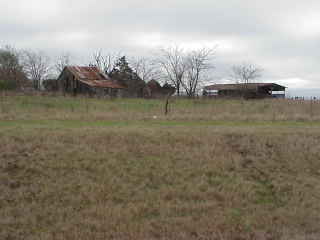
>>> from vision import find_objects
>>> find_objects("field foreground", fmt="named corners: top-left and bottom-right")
top-left (1, 95), bottom-right (320, 240)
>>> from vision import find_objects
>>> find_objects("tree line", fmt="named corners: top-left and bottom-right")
top-left (0, 44), bottom-right (263, 97)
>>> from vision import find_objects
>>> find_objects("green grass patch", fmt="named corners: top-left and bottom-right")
top-left (0, 119), bottom-right (320, 130)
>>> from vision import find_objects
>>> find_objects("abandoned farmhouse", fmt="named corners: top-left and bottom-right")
top-left (58, 66), bottom-right (125, 97)
top-left (57, 66), bottom-right (175, 98)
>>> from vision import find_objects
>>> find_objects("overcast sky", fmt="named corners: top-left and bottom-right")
top-left (1, 0), bottom-right (320, 89)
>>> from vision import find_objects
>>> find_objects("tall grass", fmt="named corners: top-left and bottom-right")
top-left (1, 94), bottom-right (320, 239)
top-left (1, 94), bottom-right (320, 122)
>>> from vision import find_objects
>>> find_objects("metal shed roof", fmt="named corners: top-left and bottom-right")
top-left (204, 83), bottom-right (286, 91)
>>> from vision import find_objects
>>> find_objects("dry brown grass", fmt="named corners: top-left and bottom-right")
top-left (1, 93), bottom-right (320, 122)
top-left (1, 94), bottom-right (320, 239)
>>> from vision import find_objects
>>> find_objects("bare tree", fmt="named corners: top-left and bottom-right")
top-left (157, 46), bottom-right (188, 96)
top-left (0, 45), bottom-right (26, 90)
top-left (181, 47), bottom-right (215, 97)
top-left (231, 62), bottom-right (263, 84)
top-left (90, 50), bottom-right (119, 74)
top-left (55, 53), bottom-right (71, 75)
top-left (131, 57), bottom-right (160, 82)
top-left (22, 50), bottom-right (51, 90)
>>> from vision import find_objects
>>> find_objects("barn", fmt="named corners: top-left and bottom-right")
top-left (203, 83), bottom-right (286, 99)
top-left (57, 66), bottom-right (126, 97)
top-left (143, 80), bottom-right (176, 98)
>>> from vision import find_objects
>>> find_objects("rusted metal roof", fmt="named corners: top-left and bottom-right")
top-left (79, 79), bottom-right (125, 89)
top-left (204, 83), bottom-right (286, 91)
top-left (65, 66), bottom-right (125, 89)
top-left (66, 66), bottom-right (109, 80)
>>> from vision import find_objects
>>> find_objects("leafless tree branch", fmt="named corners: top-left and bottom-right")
top-left (181, 47), bottom-right (216, 97)
top-left (90, 50), bottom-right (120, 74)
top-left (157, 45), bottom-right (188, 96)
top-left (130, 57), bottom-right (160, 82)
top-left (230, 62), bottom-right (263, 84)
top-left (0, 45), bottom-right (26, 89)
top-left (55, 53), bottom-right (72, 75)
top-left (22, 50), bottom-right (51, 90)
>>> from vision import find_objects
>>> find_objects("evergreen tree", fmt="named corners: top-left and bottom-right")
top-left (109, 56), bottom-right (145, 97)
top-left (110, 56), bottom-right (137, 80)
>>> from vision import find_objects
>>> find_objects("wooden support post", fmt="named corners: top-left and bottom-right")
top-left (164, 94), bottom-right (171, 115)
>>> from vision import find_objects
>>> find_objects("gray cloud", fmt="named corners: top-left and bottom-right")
top-left (1, 0), bottom-right (320, 88)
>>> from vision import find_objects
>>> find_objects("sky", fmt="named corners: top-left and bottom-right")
top-left (1, 0), bottom-right (320, 92)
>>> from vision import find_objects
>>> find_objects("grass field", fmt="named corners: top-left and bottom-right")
top-left (1, 94), bottom-right (320, 240)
